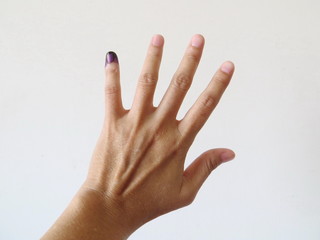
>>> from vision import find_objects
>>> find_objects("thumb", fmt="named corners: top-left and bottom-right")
top-left (180, 148), bottom-right (235, 205)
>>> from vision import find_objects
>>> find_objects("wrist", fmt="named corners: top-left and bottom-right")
top-left (42, 185), bottom-right (134, 240)
top-left (75, 185), bottom-right (134, 240)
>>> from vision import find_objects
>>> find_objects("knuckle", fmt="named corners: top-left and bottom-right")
top-left (139, 73), bottom-right (158, 86)
top-left (186, 52), bottom-right (200, 63)
top-left (202, 151), bottom-right (220, 172)
top-left (148, 47), bottom-right (162, 57)
top-left (104, 85), bottom-right (120, 95)
top-left (181, 194), bottom-right (196, 207)
top-left (153, 128), bottom-right (164, 141)
top-left (106, 65), bottom-right (119, 74)
top-left (200, 95), bottom-right (217, 110)
top-left (214, 73), bottom-right (229, 88)
top-left (173, 73), bottom-right (192, 91)
top-left (205, 156), bottom-right (216, 172)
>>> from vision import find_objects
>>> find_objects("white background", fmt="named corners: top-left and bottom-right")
top-left (1, 0), bottom-right (320, 239)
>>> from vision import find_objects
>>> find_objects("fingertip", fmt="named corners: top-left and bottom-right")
top-left (105, 51), bottom-right (119, 67)
top-left (151, 34), bottom-right (164, 47)
top-left (220, 61), bottom-right (235, 75)
top-left (191, 34), bottom-right (205, 48)
top-left (220, 150), bottom-right (236, 163)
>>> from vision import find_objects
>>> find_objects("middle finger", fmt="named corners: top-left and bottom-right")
top-left (157, 34), bottom-right (205, 119)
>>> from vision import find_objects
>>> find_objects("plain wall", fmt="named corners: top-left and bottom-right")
top-left (1, 0), bottom-right (320, 239)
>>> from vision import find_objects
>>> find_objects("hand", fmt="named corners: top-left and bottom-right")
top-left (42, 34), bottom-right (235, 240)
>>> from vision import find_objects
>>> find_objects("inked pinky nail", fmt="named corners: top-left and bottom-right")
top-left (105, 51), bottom-right (118, 66)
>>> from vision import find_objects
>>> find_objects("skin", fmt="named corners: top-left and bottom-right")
top-left (41, 34), bottom-right (235, 240)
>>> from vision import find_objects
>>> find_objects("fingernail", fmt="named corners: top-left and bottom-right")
top-left (152, 35), bottom-right (164, 47)
top-left (105, 51), bottom-right (118, 66)
top-left (221, 151), bottom-right (235, 163)
top-left (220, 61), bottom-right (234, 74)
top-left (191, 35), bottom-right (204, 48)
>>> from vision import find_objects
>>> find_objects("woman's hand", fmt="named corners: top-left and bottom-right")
top-left (42, 34), bottom-right (235, 240)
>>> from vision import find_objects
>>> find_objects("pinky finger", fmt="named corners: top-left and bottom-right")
top-left (104, 52), bottom-right (124, 118)
top-left (179, 61), bottom-right (234, 137)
